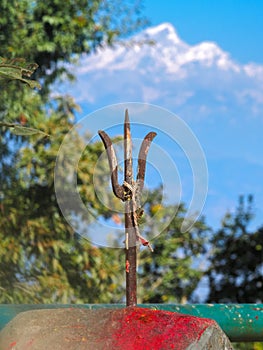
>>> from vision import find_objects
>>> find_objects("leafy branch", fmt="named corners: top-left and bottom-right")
top-left (0, 57), bottom-right (41, 89)
top-left (0, 121), bottom-right (49, 137)
top-left (0, 57), bottom-right (49, 137)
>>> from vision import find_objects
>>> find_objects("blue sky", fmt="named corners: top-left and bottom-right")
top-left (144, 0), bottom-right (263, 63)
top-left (141, 0), bottom-right (263, 229)
top-left (131, 2), bottom-right (263, 299)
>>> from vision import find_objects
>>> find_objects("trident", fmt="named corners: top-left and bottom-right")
top-left (98, 110), bottom-right (156, 306)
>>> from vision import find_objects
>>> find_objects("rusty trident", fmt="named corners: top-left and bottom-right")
top-left (98, 110), bottom-right (156, 306)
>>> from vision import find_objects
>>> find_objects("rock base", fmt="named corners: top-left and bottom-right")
top-left (0, 307), bottom-right (233, 349)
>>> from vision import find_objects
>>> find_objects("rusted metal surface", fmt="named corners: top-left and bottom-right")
top-left (97, 130), bottom-right (125, 201)
top-left (98, 109), bottom-right (156, 306)
top-left (123, 110), bottom-right (137, 307)
top-left (136, 130), bottom-right (157, 194)
top-left (0, 304), bottom-right (262, 342)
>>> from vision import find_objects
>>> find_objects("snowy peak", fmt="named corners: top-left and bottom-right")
top-left (143, 22), bottom-right (182, 45)
top-left (184, 42), bottom-right (239, 71)
top-left (79, 22), bottom-right (240, 75)
top-left (72, 22), bottom-right (263, 111)
top-left (140, 23), bottom-right (238, 72)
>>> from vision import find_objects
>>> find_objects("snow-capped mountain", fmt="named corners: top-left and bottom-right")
top-left (78, 23), bottom-right (238, 75)
top-left (66, 22), bottom-right (263, 118)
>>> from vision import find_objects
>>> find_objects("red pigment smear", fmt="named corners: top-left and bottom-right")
top-left (8, 341), bottom-right (17, 349)
top-left (111, 307), bottom-right (217, 350)
top-left (125, 260), bottom-right (130, 273)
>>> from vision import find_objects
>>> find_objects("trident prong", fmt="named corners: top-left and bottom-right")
top-left (98, 109), bottom-right (156, 307)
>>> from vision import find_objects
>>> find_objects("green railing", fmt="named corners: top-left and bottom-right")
top-left (0, 304), bottom-right (262, 342)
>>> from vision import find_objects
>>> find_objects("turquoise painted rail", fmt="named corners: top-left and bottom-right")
top-left (0, 304), bottom-right (262, 342)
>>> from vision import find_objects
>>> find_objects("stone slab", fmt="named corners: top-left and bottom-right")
top-left (0, 307), bottom-right (234, 349)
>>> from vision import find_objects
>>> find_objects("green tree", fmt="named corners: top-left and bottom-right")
top-left (0, 94), bottom-right (126, 303)
top-left (206, 196), bottom-right (263, 350)
top-left (206, 195), bottom-right (263, 304)
top-left (0, 0), bottom-right (148, 94)
top-left (137, 188), bottom-right (209, 304)
top-left (0, 0), bottom-right (146, 303)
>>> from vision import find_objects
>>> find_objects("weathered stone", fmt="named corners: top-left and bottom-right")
top-left (0, 307), bottom-right (234, 349)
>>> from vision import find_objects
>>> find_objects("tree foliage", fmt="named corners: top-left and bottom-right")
top-left (0, 0), bottom-right (148, 93)
top-left (206, 195), bottom-right (263, 303)
top-left (206, 196), bottom-right (263, 350)
top-left (137, 188), bottom-right (209, 304)
top-left (0, 57), bottom-right (40, 89)
top-left (0, 56), bottom-right (48, 138)
top-left (0, 95), bottom-right (125, 303)
top-left (0, 0), bottom-right (145, 303)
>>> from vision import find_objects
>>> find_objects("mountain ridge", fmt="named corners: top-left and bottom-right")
top-left (67, 22), bottom-right (263, 114)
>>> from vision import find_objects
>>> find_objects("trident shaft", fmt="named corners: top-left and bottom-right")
top-left (98, 109), bottom-right (156, 306)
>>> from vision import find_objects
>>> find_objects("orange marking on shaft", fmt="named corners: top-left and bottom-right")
top-left (126, 260), bottom-right (130, 273)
